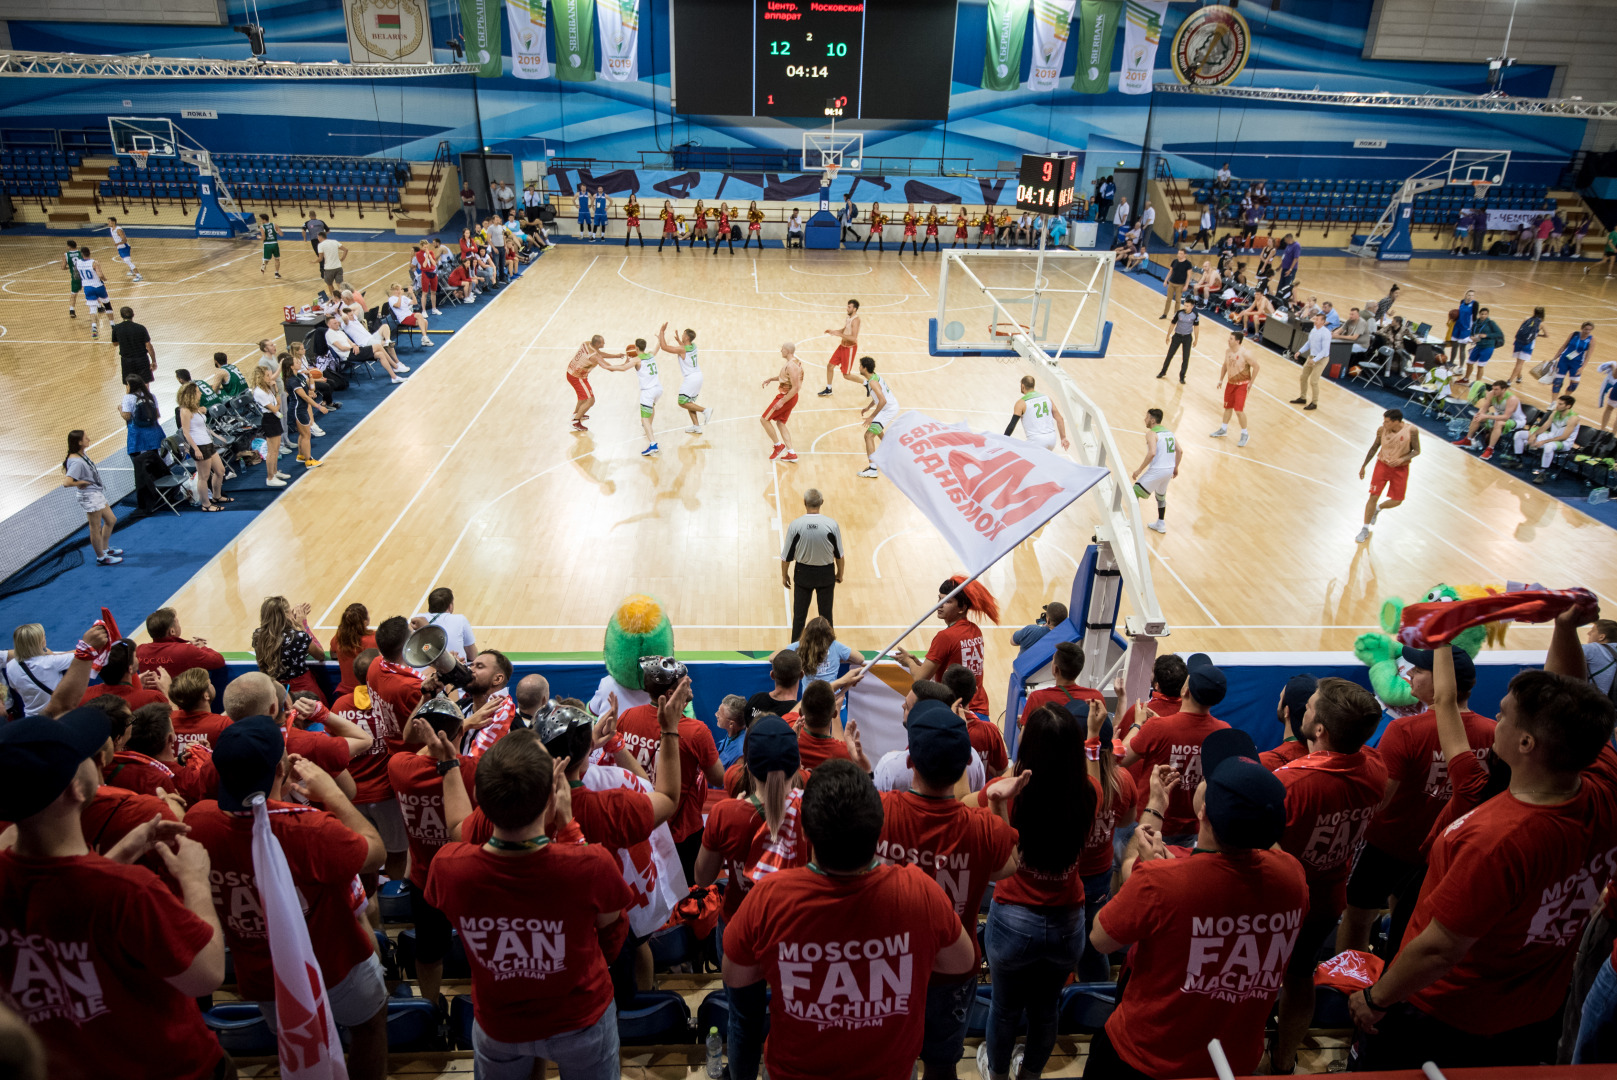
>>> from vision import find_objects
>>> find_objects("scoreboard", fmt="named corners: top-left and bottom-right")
top-left (673, 0), bottom-right (954, 121)
top-left (1015, 153), bottom-right (1079, 214)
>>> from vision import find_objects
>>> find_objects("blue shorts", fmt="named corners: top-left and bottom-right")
top-left (1600, 379), bottom-right (1616, 408)
top-left (593, 214), bottom-right (606, 227)
top-left (1469, 344), bottom-right (1495, 365)
top-left (1558, 354), bottom-right (1586, 378)
top-left (116, 244), bottom-right (130, 259)
top-left (83, 284), bottom-right (108, 302)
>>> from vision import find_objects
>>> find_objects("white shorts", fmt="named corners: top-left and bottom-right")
top-left (678, 373), bottom-right (703, 402)
top-left (357, 796), bottom-right (408, 853)
top-left (1513, 350), bottom-right (1534, 361)
top-left (76, 489), bottom-right (108, 514)
top-left (639, 387), bottom-right (664, 409)
top-left (1135, 467), bottom-right (1173, 497)
top-left (870, 408), bottom-right (900, 433)
top-left (259, 950), bottom-right (386, 1030)
top-left (1026, 431), bottom-right (1058, 451)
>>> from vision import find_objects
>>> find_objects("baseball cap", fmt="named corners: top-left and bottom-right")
top-left (0, 708), bottom-right (113, 821)
top-left (1401, 644), bottom-right (1477, 699)
top-left (1200, 728), bottom-right (1286, 850)
top-left (213, 715), bottom-right (286, 812)
top-left (746, 716), bottom-right (800, 780)
top-left (1186, 653), bottom-right (1228, 707)
top-left (906, 700), bottom-right (972, 784)
top-left (1281, 674), bottom-right (1318, 741)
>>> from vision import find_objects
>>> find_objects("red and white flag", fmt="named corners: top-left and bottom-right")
top-left (250, 796), bottom-right (349, 1080)
top-left (871, 412), bottom-right (1109, 575)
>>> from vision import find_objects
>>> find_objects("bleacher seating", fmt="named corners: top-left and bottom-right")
top-left (1185, 175), bottom-right (1555, 237)
top-left (29, 150), bottom-right (408, 213)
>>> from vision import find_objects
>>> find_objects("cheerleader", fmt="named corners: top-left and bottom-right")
top-left (997, 207), bottom-right (1014, 247)
top-left (922, 205), bottom-right (941, 254)
top-left (693, 200), bottom-right (710, 247)
top-left (743, 201), bottom-right (765, 251)
top-left (623, 196), bottom-right (644, 247)
top-left (592, 187), bottom-right (609, 239)
top-left (863, 201), bottom-right (886, 252)
top-left (658, 200), bottom-right (680, 252)
top-left (712, 203), bottom-right (735, 255)
top-left (977, 207), bottom-right (997, 249)
top-left (899, 204), bottom-right (920, 256)
top-left (576, 191), bottom-right (592, 238)
top-left (952, 207), bottom-right (971, 249)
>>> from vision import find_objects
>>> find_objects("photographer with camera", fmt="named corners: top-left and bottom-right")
top-left (1012, 601), bottom-right (1068, 656)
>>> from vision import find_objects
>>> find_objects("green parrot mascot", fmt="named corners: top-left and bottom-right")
top-left (587, 594), bottom-right (676, 716)
top-left (1353, 584), bottom-right (1487, 713)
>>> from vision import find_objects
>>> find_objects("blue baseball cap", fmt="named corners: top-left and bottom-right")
top-left (746, 715), bottom-right (800, 780)
top-left (213, 715), bottom-right (285, 812)
top-left (1200, 728), bottom-right (1286, 850)
top-left (0, 708), bottom-right (113, 821)
top-left (906, 700), bottom-right (972, 785)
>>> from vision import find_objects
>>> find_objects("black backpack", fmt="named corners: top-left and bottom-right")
top-left (133, 395), bottom-right (159, 427)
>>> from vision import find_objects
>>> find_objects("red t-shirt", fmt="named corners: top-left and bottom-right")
top-left (286, 725), bottom-right (353, 777)
top-left (328, 632), bottom-right (376, 697)
top-left (1081, 770), bottom-right (1138, 878)
top-left (971, 791), bottom-right (1084, 906)
top-left (331, 690), bottom-right (402, 805)
top-left (1421, 745), bottom-right (1494, 859)
top-left (967, 717), bottom-right (1009, 775)
top-left (0, 851), bottom-right (224, 1080)
top-left (925, 619), bottom-right (989, 715)
top-left (724, 864), bottom-right (962, 1080)
top-left (618, 706), bottom-right (719, 842)
top-left (876, 790), bottom-right (1017, 978)
top-left (170, 709), bottom-right (232, 752)
top-left (1127, 710), bottom-right (1231, 835)
top-left (184, 799), bottom-right (374, 1001)
top-left (388, 751), bottom-right (479, 890)
top-left (704, 794), bottom-right (810, 920)
top-left (1021, 684), bottom-right (1106, 727)
top-left (1364, 708), bottom-right (1495, 865)
top-left (1097, 849), bottom-right (1309, 1078)
top-left (135, 637), bottom-right (225, 679)
top-left (1259, 739), bottom-right (1309, 772)
top-left (365, 658), bottom-right (423, 740)
top-left (83, 785), bottom-right (181, 882)
top-left (1401, 746), bottom-right (1617, 1034)
top-left (1120, 692), bottom-right (1182, 786)
top-left (80, 681), bottom-right (168, 711)
top-left (796, 727), bottom-right (851, 769)
top-left (1274, 750), bottom-right (1388, 919)
top-left (425, 842), bottom-right (632, 1043)
top-left (104, 748), bottom-right (218, 808)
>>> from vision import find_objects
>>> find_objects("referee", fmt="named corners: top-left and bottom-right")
top-left (781, 488), bottom-right (844, 641)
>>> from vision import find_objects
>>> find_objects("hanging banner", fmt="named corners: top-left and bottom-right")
top-left (597, 0), bottom-right (639, 82)
top-left (460, 0), bottom-right (502, 76)
top-left (1072, 0), bottom-right (1121, 93)
top-left (505, 0), bottom-right (552, 79)
top-left (1027, 0), bottom-right (1076, 92)
top-left (1118, 0), bottom-right (1166, 96)
top-left (981, 0), bottom-right (1031, 93)
top-left (344, 0), bottom-right (434, 65)
top-left (552, 0), bottom-right (598, 82)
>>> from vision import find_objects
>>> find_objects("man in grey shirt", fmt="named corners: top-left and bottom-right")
top-left (1157, 299), bottom-right (1200, 383)
top-left (1291, 313), bottom-right (1333, 411)
top-left (1335, 307), bottom-right (1371, 355)
top-left (781, 488), bottom-right (844, 641)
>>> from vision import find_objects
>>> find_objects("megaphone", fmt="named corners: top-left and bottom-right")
top-left (402, 624), bottom-right (474, 689)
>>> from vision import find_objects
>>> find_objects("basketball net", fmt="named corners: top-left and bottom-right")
top-left (823, 162), bottom-right (840, 187)
top-left (131, 150), bottom-right (149, 170)
top-left (1470, 179), bottom-right (1491, 202)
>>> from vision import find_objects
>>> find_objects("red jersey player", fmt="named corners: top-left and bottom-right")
top-left (817, 297), bottom-right (863, 396)
top-left (761, 342), bottom-right (804, 463)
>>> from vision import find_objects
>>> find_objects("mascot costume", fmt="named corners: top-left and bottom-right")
top-left (1355, 583), bottom-right (1506, 712)
top-left (589, 594), bottom-right (676, 716)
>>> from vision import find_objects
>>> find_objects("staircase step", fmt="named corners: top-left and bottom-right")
top-left (48, 210), bottom-right (92, 223)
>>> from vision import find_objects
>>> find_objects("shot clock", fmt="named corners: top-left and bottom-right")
top-left (1016, 153), bottom-right (1079, 214)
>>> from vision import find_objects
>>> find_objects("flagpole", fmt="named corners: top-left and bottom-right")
top-left (859, 563), bottom-right (995, 674)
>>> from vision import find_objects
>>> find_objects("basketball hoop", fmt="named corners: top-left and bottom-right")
top-left (991, 321), bottom-right (1031, 339)
top-left (1470, 179), bottom-right (1492, 202)
top-left (823, 162), bottom-right (841, 187)
top-left (130, 151), bottom-right (149, 171)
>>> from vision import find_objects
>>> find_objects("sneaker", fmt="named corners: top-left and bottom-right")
top-left (302, 457), bottom-right (322, 468)
top-left (91, 326), bottom-right (98, 338)
top-left (310, 423), bottom-right (326, 437)
top-left (781, 451), bottom-right (798, 462)
top-left (132, 274), bottom-right (143, 282)
top-left (976, 1043), bottom-right (993, 1080)
top-left (1147, 520), bottom-right (1167, 533)
top-left (274, 272), bottom-right (281, 278)
top-left (702, 408), bottom-right (714, 427)
top-left (105, 548), bottom-right (124, 557)
top-left (1450, 437), bottom-right (1473, 446)
top-left (572, 421), bottom-right (588, 432)
top-left (422, 339), bottom-right (435, 347)
top-left (641, 443), bottom-right (660, 457)
top-left (68, 308), bottom-right (76, 319)
top-left (1237, 431), bottom-right (1249, 447)
top-left (816, 387), bottom-right (834, 397)
top-left (857, 466), bottom-right (879, 478)
top-left (685, 425), bottom-right (700, 434)
top-left (266, 477), bottom-right (287, 487)
top-left (275, 471), bottom-right (291, 480)
top-left (430, 309), bottom-right (443, 316)
top-left (1370, 506), bottom-right (1380, 525)
top-left (1481, 447), bottom-right (1494, 460)
top-left (770, 443), bottom-right (785, 460)
top-left (1010, 1046), bottom-right (1025, 1080)
top-left (1210, 426), bottom-right (1228, 438)
top-left (96, 554), bottom-right (123, 565)
top-left (1355, 526), bottom-right (1371, 543)
top-left (391, 376), bottom-right (404, 384)
top-left (394, 363), bottom-right (411, 373)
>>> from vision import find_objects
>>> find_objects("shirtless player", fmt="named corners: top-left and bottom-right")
top-left (817, 298), bottom-right (863, 397)
top-left (566, 334), bottom-right (624, 432)
top-left (1357, 408), bottom-right (1421, 544)
top-left (1211, 331), bottom-right (1259, 446)
top-left (657, 321), bottom-right (712, 434)
top-left (762, 343), bottom-right (804, 463)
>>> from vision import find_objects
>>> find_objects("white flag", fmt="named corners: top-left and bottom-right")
top-left (1118, 0), bottom-right (1166, 96)
top-left (582, 762), bottom-right (687, 936)
top-left (250, 798), bottom-right (348, 1080)
top-left (597, 0), bottom-right (639, 82)
top-left (1027, 0), bottom-right (1077, 92)
top-left (871, 412), bottom-right (1108, 575)
top-left (506, 0), bottom-right (552, 80)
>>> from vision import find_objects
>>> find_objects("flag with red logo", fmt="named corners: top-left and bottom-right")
top-left (871, 412), bottom-right (1109, 575)
top-left (250, 795), bottom-right (349, 1079)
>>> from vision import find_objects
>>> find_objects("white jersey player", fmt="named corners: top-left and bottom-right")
top-left (657, 322), bottom-right (712, 434)
top-left (857, 356), bottom-right (900, 478)
top-left (107, 216), bottom-right (141, 281)
top-left (1006, 374), bottom-right (1069, 451)
top-left (74, 246), bottom-right (112, 338)
top-left (595, 337), bottom-right (663, 457)
top-left (1132, 407), bottom-right (1182, 534)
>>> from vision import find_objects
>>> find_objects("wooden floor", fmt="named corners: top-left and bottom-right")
top-left (5, 232), bottom-right (1617, 704)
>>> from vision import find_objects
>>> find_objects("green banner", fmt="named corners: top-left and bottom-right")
top-left (1072, 0), bottom-right (1121, 93)
top-left (459, 0), bottom-right (501, 76)
top-left (551, 0), bottom-right (598, 82)
top-left (982, 0), bottom-right (1030, 92)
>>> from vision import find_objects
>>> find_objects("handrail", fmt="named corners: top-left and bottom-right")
top-left (424, 140), bottom-right (451, 212)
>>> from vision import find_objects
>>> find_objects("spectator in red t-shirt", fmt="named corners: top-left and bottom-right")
top-left (1116, 652), bottom-right (1186, 745)
top-left (794, 678), bottom-right (868, 770)
top-left (188, 714), bottom-right (389, 1080)
top-left (427, 731), bottom-right (632, 1080)
top-left (367, 616), bottom-right (437, 740)
top-left (875, 702), bottom-right (1018, 1079)
top-left (106, 701), bottom-right (218, 806)
top-left (1340, 648), bottom-right (1485, 956)
top-left (1089, 728), bottom-right (1307, 1079)
top-left (329, 602), bottom-right (377, 698)
top-left (0, 708), bottom-right (228, 1080)
top-left (896, 576), bottom-right (999, 717)
top-left (79, 639), bottom-right (170, 711)
top-left (616, 658), bottom-right (722, 879)
top-left (167, 667), bottom-right (233, 752)
top-left (220, 671), bottom-right (358, 798)
top-left (724, 759), bottom-right (977, 1080)
top-left (1258, 673), bottom-right (1317, 771)
top-left (1270, 677), bottom-right (1386, 1075)
top-left (1351, 615), bottom-right (1617, 1070)
top-left (942, 663), bottom-right (1007, 775)
top-left (332, 648), bottom-right (410, 889)
top-left (1120, 653), bottom-right (1230, 845)
top-left (1079, 699), bottom-right (1136, 982)
top-left (1020, 641), bottom-right (1106, 729)
top-left (135, 607), bottom-right (224, 679)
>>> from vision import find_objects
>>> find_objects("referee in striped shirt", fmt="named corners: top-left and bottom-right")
top-left (781, 488), bottom-right (844, 641)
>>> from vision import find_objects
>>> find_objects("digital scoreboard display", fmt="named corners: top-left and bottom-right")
top-left (673, 0), bottom-right (955, 121)
top-left (1016, 153), bottom-right (1079, 214)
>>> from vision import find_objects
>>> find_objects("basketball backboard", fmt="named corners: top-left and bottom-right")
top-left (1442, 148), bottom-right (1510, 187)
top-left (803, 129), bottom-right (862, 171)
top-left (109, 117), bottom-right (178, 157)
top-left (932, 248), bottom-right (1113, 358)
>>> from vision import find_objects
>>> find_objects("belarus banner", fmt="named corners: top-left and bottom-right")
top-left (597, 0), bottom-right (639, 82)
top-left (871, 413), bottom-right (1109, 576)
top-left (552, 0), bottom-right (597, 82)
top-left (845, 662), bottom-right (915, 767)
top-left (1027, 0), bottom-right (1076, 92)
top-left (251, 798), bottom-right (347, 1079)
top-left (344, 0), bottom-right (434, 64)
top-left (505, 0), bottom-right (551, 79)
top-left (982, 0), bottom-right (1031, 92)
top-left (1072, 0), bottom-right (1120, 93)
top-left (460, 0), bottom-right (502, 76)
top-left (1118, 0), bottom-right (1166, 96)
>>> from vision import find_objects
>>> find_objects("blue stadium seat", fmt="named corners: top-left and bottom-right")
top-left (449, 994), bottom-right (475, 1050)
top-left (1057, 983), bottom-right (1118, 1034)
top-left (386, 997), bottom-right (441, 1052)
top-left (204, 1004), bottom-right (276, 1056)
top-left (379, 879), bottom-right (411, 922)
top-left (99, 180), bottom-right (114, 196)
top-left (618, 991), bottom-right (693, 1046)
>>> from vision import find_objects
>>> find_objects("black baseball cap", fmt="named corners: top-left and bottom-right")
top-left (906, 700), bottom-right (972, 784)
top-left (1401, 644), bottom-right (1477, 699)
top-left (1186, 653), bottom-right (1228, 707)
top-left (1281, 674), bottom-right (1317, 741)
top-left (746, 716), bottom-right (800, 780)
top-left (0, 708), bottom-right (112, 821)
top-left (213, 715), bottom-right (285, 812)
top-left (1201, 728), bottom-right (1286, 850)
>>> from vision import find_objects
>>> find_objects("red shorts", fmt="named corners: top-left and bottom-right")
top-left (420, 272), bottom-right (438, 290)
top-left (763, 392), bottom-right (799, 423)
top-left (829, 343), bottom-right (856, 374)
top-left (567, 373), bottom-right (594, 401)
top-left (1371, 460), bottom-right (1408, 501)
top-left (397, 314), bottom-right (419, 327)
top-left (1223, 381), bottom-right (1249, 410)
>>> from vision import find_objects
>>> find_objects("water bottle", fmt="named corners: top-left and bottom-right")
top-left (1590, 487), bottom-right (1611, 505)
top-left (705, 1026), bottom-right (724, 1078)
